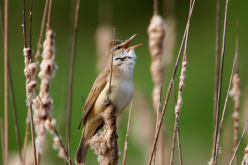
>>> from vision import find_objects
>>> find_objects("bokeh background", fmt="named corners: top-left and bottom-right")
top-left (0, 0), bottom-right (248, 164)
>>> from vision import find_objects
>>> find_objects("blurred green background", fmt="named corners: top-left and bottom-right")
top-left (1, 0), bottom-right (248, 164)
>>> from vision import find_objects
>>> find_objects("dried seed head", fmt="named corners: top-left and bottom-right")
top-left (27, 81), bottom-right (38, 93)
top-left (40, 81), bottom-right (50, 93)
top-left (150, 60), bottom-right (164, 85)
top-left (39, 59), bottom-right (57, 81)
top-left (229, 72), bottom-right (241, 151)
top-left (163, 17), bottom-right (176, 66)
top-left (24, 47), bottom-right (38, 104)
top-left (241, 145), bottom-right (248, 165)
top-left (24, 63), bottom-right (38, 79)
top-left (229, 72), bottom-right (240, 109)
top-left (44, 119), bottom-right (56, 133)
top-left (26, 80), bottom-right (38, 103)
top-left (95, 24), bottom-right (113, 72)
top-left (42, 29), bottom-right (55, 60)
top-left (53, 136), bottom-right (61, 149)
top-left (36, 133), bottom-right (46, 154)
top-left (23, 48), bottom-right (34, 66)
top-left (208, 158), bottom-right (213, 165)
top-left (32, 28), bottom-right (67, 161)
top-left (88, 104), bottom-right (119, 165)
top-left (175, 52), bottom-right (188, 114)
top-left (40, 93), bottom-right (53, 114)
top-left (58, 149), bottom-right (67, 160)
top-left (148, 15), bottom-right (166, 59)
top-left (52, 136), bottom-right (68, 160)
top-left (148, 15), bottom-right (166, 111)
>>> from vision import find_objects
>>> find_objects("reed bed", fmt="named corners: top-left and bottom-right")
top-left (1, 0), bottom-right (248, 165)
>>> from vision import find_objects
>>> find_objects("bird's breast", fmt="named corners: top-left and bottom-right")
top-left (93, 76), bottom-right (134, 116)
top-left (110, 77), bottom-right (134, 115)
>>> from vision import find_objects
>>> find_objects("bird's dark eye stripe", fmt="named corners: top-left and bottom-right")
top-left (115, 57), bottom-right (126, 61)
top-left (115, 46), bottom-right (121, 50)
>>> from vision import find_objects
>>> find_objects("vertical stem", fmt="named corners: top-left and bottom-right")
top-left (35, 0), bottom-right (49, 64)
top-left (215, 50), bottom-right (237, 165)
top-left (67, 0), bottom-right (81, 154)
top-left (29, 0), bottom-right (33, 49)
top-left (8, 60), bottom-right (22, 164)
top-left (160, 131), bottom-right (165, 165)
top-left (0, 2), bottom-right (22, 163)
top-left (22, 0), bottom-right (27, 47)
top-left (153, 0), bottom-right (158, 15)
top-left (29, 0), bottom-right (37, 164)
top-left (37, 153), bottom-right (40, 165)
top-left (148, 1), bottom-right (195, 163)
top-left (29, 104), bottom-right (37, 165)
top-left (22, 111), bottom-right (30, 165)
top-left (108, 28), bottom-right (115, 96)
top-left (229, 120), bottom-right (248, 165)
top-left (170, 0), bottom-right (192, 163)
top-left (22, 0), bottom-right (29, 163)
top-left (177, 127), bottom-right (183, 165)
top-left (153, 75), bottom-right (163, 165)
top-left (22, 0), bottom-right (37, 163)
top-left (235, 20), bottom-right (239, 71)
top-left (212, 0), bottom-right (221, 156)
top-left (233, 21), bottom-right (239, 165)
top-left (172, 81), bottom-right (183, 165)
top-left (47, 0), bottom-right (52, 30)
top-left (213, 0), bottom-right (229, 164)
top-left (170, 115), bottom-right (178, 165)
top-left (170, 82), bottom-right (178, 165)
top-left (122, 101), bottom-right (133, 165)
top-left (4, 0), bottom-right (8, 164)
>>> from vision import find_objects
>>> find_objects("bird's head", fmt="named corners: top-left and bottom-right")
top-left (106, 34), bottom-right (142, 66)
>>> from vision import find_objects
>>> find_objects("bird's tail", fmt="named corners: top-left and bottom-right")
top-left (75, 123), bottom-right (89, 165)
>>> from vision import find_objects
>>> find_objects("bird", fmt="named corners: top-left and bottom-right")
top-left (75, 34), bottom-right (141, 165)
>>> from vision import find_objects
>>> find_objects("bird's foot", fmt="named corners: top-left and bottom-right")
top-left (104, 96), bottom-right (111, 107)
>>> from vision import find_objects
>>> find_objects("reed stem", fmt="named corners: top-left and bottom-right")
top-left (214, 50), bottom-right (237, 164)
top-left (35, 0), bottom-right (49, 64)
top-left (229, 120), bottom-right (248, 165)
top-left (4, 0), bottom-right (8, 164)
top-left (149, 1), bottom-right (195, 164)
top-left (22, 111), bottom-right (30, 165)
top-left (213, 0), bottom-right (221, 154)
top-left (67, 134), bottom-right (72, 165)
top-left (0, 1), bottom-right (22, 163)
top-left (66, 0), bottom-right (81, 153)
top-left (212, 0), bottom-right (229, 164)
top-left (122, 101), bottom-right (133, 165)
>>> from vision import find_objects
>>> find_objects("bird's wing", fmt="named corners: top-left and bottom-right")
top-left (81, 69), bottom-right (109, 120)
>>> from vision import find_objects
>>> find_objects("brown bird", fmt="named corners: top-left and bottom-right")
top-left (75, 35), bottom-right (141, 165)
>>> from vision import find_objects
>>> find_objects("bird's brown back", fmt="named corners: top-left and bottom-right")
top-left (81, 68), bottom-right (110, 120)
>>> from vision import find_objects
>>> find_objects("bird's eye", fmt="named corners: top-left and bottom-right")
top-left (116, 46), bottom-right (121, 50)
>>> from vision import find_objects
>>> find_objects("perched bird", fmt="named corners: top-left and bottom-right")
top-left (75, 35), bottom-right (141, 165)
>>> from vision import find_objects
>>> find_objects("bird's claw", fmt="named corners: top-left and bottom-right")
top-left (104, 96), bottom-right (111, 106)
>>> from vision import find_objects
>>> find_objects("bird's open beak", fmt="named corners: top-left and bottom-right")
top-left (124, 34), bottom-right (142, 50)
